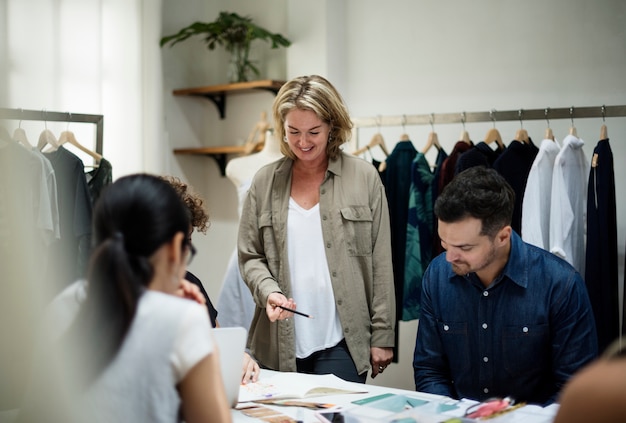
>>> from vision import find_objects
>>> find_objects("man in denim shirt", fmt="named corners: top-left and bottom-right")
top-left (413, 166), bottom-right (597, 405)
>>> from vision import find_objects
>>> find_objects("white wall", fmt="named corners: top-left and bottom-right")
top-left (162, 0), bottom-right (626, 391)
top-left (160, 0), bottom-right (289, 303)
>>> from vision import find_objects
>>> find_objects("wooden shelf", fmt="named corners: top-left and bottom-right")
top-left (174, 144), bottom-right (262, 176)
top-left (173, 79), bottom-right (285, 118)
top-left (172, 80), bottom-right (283, 176)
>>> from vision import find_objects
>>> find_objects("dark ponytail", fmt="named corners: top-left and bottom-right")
top-left (64, 174), bottom-right (190, 386)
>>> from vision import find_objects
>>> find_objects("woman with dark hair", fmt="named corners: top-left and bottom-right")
top-left (162, 174), bottom-right (260, 384)
top-left (19, 174), bottom-right (231, 423)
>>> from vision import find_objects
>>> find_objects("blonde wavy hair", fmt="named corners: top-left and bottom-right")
top-left (272, 75), bottom-right (353, 161)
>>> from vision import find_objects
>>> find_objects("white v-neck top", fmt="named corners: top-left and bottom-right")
top-left (287, 198), bottom-right (343, 358)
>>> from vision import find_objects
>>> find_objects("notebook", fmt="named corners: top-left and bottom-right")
top-left (212, 326), bottom-right (247, 408)
top-left (239, 371), bottom-right (368, 402)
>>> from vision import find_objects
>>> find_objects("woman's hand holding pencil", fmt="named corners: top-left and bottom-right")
top-left (276, 305), bottom-right (313, 319)
top-left (266, 292), bottom-right (313, 322)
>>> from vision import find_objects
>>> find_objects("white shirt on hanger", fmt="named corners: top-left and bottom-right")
top-left (521, 138), bottom-right (561, 250)
top-left (549, 134), bottom-right (589, 274)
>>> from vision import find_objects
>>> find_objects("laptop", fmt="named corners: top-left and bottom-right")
top-left (212, 326), bottom-right (247, 408)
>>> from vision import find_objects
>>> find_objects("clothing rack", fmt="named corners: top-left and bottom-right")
top-left (0, 107), bottom-right (104, 154)
top-left (352, 104), bottom-right (626, 128)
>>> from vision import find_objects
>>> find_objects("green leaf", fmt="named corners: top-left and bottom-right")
top-left (159, 11), bottom-right (291, 52)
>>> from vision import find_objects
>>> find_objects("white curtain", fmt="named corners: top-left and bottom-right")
top-left (2, 0), bottom-right (165, 177)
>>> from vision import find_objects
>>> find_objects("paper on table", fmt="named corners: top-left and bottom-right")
top-left (239, 372), bottom-right (368, 403)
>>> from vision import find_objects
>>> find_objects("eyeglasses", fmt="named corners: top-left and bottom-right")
top-left (186, 241), bottom-right (197, 265)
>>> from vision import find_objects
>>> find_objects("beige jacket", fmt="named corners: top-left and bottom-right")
top-left (238, 152), bottom-right (395, 375)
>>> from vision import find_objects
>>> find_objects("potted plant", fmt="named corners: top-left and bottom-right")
top-left (160, 11), bottom-right (291, 83)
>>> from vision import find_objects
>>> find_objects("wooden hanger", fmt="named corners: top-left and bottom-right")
top-left (459, 130), bottom-right (471, 144)
top-left (13, 127), bottom-right (32, 148)
top-left (459, 112), bottom-right (471, 144)
top-left (421, 131), bottom-right (440, 154)
top-left (59, 130), bottom-right (103, 162)
top-left (421, 114), bottom-right (441, 154)
top-left (600, 123), bottom-right (608, 140)
top-left (600, 105), bottom-right (608, 140)
top-left (515, 128), bottom-right (529, 143)
top-left (544, 108), bottom-right (555, 141)
top-left (373, 133), bottom-right (390, 156)
top-left (484, 110), bottom-right (504, 148)
top-left (37, 129), bottom-right (59, 151)
top-left (399, 115), bottom-right (410, 141)
top-left (352, 132), bottom-right (389, 157)
top-left (568, 106), bottom-right (578, 137)
top-left (484, 127), bottom-right (503, 148)
top-left (514, 110), bottom-right (530, 143)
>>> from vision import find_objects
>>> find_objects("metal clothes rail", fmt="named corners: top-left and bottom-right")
top-left (352, 105), bottom-right (626, 129)
top-left (0, 107), bottom-right (104, 154)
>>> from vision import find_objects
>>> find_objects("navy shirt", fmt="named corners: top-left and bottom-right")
top-left (413, 231), bottom-right (598, 405)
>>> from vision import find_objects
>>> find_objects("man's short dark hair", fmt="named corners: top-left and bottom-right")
top-left (434, 166), bottom-right (515, 237)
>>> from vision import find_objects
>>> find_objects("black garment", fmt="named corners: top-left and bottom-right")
top-left (383, 140), bottom-right (418, 319)
top-left (438, 141), bottom-right (472, 194)
top-left (431, 147), bottom-right (448, 201)
top-left (86, 157), bottom-right (113, 206)
top-left (371, 158), bottom-right (385, 182)
top-left (430, 147), bottom-right (448, 259)
top-left (434, 141), bottom-right (472, 257)
top-left (382, 140), bottom-right (417, 361)
top-left (44, 147), bottom-right (93, 295)
top-left (585, 139), bottom-right (619, 354)
top-left (492, 139), bottom-right (539, 235)
top-left (185, 270), bottom-right (218, 327)
top-left (455, 141), bottom-right (504, 174)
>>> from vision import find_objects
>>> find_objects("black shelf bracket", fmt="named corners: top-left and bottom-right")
top-left (202, 93), bottom-right (227, 119)
top-left (209, 153), bottom-right (228, 176)
top-left (259, 87), bottom-right (282, 95)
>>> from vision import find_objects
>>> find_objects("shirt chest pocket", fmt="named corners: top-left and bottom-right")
top-left (340, 206), bottom-right (373, 256)
top-left (502, 323), bottom-right (549, 378)
top-left (257, 212), bottom-right (280, 268)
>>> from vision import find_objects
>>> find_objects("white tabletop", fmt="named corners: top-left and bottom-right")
top-left (232, 370), bottom-right (559, 423)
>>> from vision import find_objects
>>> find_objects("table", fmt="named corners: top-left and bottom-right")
top-left (232, 371), bottom-right (559, 422)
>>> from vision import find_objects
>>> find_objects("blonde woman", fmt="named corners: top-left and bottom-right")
top-left (238, 75), bottom-right (395, 383)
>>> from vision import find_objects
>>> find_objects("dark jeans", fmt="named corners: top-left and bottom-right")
top-left (296, 339), bottom-right (367, 384)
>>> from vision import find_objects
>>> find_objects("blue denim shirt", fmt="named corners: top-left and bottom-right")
top-left (413, 231), bottom-right (598, 405)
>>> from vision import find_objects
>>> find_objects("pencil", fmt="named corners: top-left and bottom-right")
top-left (277, 305), bottom-right (314, 319)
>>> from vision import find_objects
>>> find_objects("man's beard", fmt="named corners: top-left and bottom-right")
top-left (449, 243), bottom-right (497, 276)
